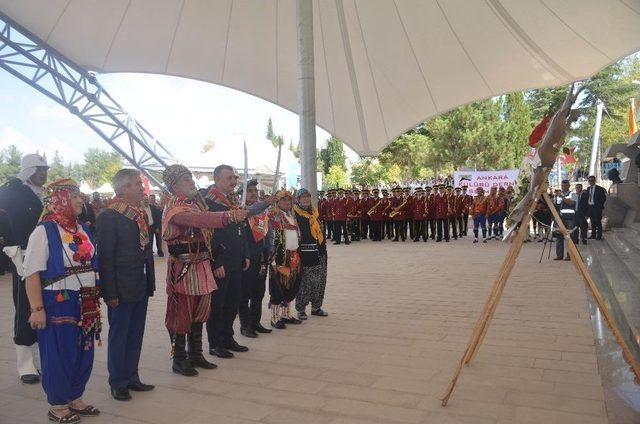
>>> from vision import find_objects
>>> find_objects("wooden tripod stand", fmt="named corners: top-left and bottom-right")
top-left (441, 184), bottom-right (640, 406)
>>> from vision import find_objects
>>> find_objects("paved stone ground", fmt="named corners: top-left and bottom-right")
top-left (0, 239), bottom-right (609, 423)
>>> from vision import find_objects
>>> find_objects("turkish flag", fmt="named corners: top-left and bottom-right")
top-left (143, 175), bottom-right (151, 195)
top-left (529, 116), bottom-right (551, 147)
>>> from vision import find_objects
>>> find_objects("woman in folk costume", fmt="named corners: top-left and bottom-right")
top-left (293, 188), bottom-right (329, 320)
top-left (161, 165), bottom-right (247, 376)
top-left (23, 179), bottom-right (102, 424)
top-left (268, 190), bottom-right (303, 329)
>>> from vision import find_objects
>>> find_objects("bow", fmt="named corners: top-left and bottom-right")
top-left (241, 139), bottom-right (249, 207)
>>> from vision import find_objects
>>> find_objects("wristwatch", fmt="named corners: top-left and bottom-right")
top-left (30, 305), bottom-right (44, 313)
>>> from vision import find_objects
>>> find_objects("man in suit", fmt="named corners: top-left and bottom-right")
top-left (78, 193), bottom-right (97, 233)
top-left (0, 153), bottom-right (48, 384)
top-left (205, 165), bottom-right (251, 358)
top-left (97, 169), bottom-right (156, 401)
top-left (0, 208), bottom-right (10, 275)
top-left (574, 183), bottom-right (589, 244)
top-left (148, 194), bottom-right (164, 256)
top-left (586, 175), bottom-right (606, 240)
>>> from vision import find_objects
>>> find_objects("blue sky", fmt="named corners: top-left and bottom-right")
top-left (0, 70), bottom-right (359, 166)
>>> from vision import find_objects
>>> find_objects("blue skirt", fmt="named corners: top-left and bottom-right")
top-left (38, 290), bottom-right (94, 406)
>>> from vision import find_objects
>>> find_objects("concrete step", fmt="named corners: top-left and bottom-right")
top-left (587, 239), bottom-right (640, 335)
top-left (607, 229), bottom-right (640, 278)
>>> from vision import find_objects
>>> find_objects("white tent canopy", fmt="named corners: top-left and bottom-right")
top-left (2, 0), bottom-right (640, 155)
top-left (95, 182), bottom-right (114, 195)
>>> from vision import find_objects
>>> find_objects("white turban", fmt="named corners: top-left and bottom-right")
top-left (17, 153), bottom-right (48, 182)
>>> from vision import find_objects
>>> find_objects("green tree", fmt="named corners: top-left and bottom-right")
top-left (0, 145), bottom-right (22, 184)
top-left (350, 157), bottom-right (386, 186)
top-left (323, 164), bottom-right (348, 189)
top-left (502, 92), bottom-right (534, 168)
top-left (378, 133), bottom-right (431, 180)
top-left (201, 139), bottom-right (216, 154)
top-left (47, 151), bottom-right (67, 182)
top-left (82, 148), bottom-right (122, 187)
top-left (289, 140), bottom-right (300, 159)
top-left (266, 118), bottom-right (285, 190)
top-left (319, 137), bottom-right (347, 174)
top-left (66, 163), bottom-right (85, 183)
top-left (384, 164), bottom-right (402, 185)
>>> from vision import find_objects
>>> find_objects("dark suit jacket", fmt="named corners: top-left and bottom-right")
top-left (149, 204), bottom-right (163, 230)
top-left (96, 208), bottom-right (155, 303)
top-left (576, 191), bottom-right (589, 218)
top-left (586, 185), bottom-right (607, 210)
top-left (205, 191), bottom-right (248, 272)
top-left (0, 178), bottom-right (42, 248)
top-left (78, 202), bottom-right (97, 231)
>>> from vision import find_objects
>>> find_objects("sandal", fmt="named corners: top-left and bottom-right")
top-left (69, 405), bottom-right (100, 417)
top-left (48, 409), bottom-right (81, 423)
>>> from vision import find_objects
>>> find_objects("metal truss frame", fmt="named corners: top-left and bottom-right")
top-left (0, 11), bottom-right (177, 191)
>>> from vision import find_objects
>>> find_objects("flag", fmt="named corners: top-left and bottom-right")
top-left (143, 175), bottom-right (151, 195)
top-left (529, 116), bottom-right (551, 147)
top-left (629, 99), bottom-right (637, 135)
top-left (560, 147), bottom-right (577, 164)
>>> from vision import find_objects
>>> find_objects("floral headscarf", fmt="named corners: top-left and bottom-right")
top-left (40, 179), bottom-right (80, 232)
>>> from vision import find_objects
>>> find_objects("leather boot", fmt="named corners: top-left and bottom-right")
top-left (172, 334), bottom-right (198, 376)
top-left (187, 324), bottom-right (217, 370)
top-left (271, 304), bottom-right (286, 329)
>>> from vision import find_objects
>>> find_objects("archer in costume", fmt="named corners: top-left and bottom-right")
top-left (162, 165), bottom-right (246, 376)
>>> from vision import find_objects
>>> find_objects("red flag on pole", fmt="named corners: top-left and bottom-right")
top-left (143, 175), bottom-right (151, 195)
top-left (529, 116), bottom-right (551, 147)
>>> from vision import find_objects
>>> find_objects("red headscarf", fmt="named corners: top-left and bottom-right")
top-left (41, 179), bottom-right (81, 233)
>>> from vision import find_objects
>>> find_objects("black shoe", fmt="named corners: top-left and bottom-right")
top-left (311, 308), bottom-right (328, 317)
top-left (254, 323), bottom-right (272, 333)
top-left (333, 242), bottom-right (341, 245)
top-left (553, 257), bottom-right (563, 261)
top-left (283, 316), bottom-right (302, 325)
top-left (111, 387), bottom-right (132, 401)
top-left (345, 241), bottom-right (351, 245)
top-left (298, 311), bottom-right (308, 320)
top-left (226, 340), bottom-right (249, 352)
top-left (173, 357), bottom-right (199, 376)
top-left (158, 253), bottom-right (164, 257)
top-left (588, 236), bottom-right (596, 239)
top-left (209, 347), bottom-right (235, 358)
top-left (20, 374), bottom-right (40, 385)
top-left (271, 320), bottom-right (286, 329)
top-left (189, 354), bottom-right (217, 369)
top-left (392, 239), bottom-right (399, 242)
top-left (240, 327), bottom-right (258, 338)
top-left (582, 239), bottom-right (588, 245)
top-left (127, 382), bottom-right (155, 392)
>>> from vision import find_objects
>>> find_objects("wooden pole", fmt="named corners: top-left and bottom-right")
top-left (541, 192), bottom-right (640, 380)
top-left (440, 181), bottom-right (547, 406)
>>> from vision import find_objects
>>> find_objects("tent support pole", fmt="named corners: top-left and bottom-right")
top-left (297, 0), bottom-right (318, 202)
